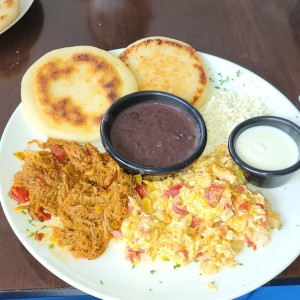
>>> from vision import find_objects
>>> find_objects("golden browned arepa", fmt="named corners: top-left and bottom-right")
top-left (119, 36), bottom-right (210, 109)
top-left (21, 46), bottom-right (138, 142)
top-left (0, 0), bottom-right (19, 32)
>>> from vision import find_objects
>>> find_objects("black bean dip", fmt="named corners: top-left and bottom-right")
top-left (110, 102), bottom-right (198, 167)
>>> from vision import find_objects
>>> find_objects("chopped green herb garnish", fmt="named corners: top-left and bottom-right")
top-left (214, 86), bottom-right (220, 89)
top-left (194, 259), bottom-right (199, 263)
top-left (100, 280), bottom-right (104, 285)
top-left (173, 263), bottom-right (181, 269)
top-left (27, 229), bottom-right (39, 238)
top-left (48, 244), bottom-right (55, 249)
top-left (278, 223), bottom-right (283, 230)
top-left (21, 210), bottom-right (27, 215)
top-left (237, 262), bottom-right (243, 266)
top-left (41, 225), bottom-right (47, 229)
top-left (219, 76), bottom-right (230, 85)
top-left (150, 270), bottom-right (156, 274)
top-left (236, 70), bottom-right (242, 77)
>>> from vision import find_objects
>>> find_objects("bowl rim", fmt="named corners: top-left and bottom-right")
top-left (228, 115), bottom-right (300, 177)
top-left (100, 90), bottom-right (207, 175)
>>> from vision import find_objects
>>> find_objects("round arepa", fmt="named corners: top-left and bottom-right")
top-left (21, 46), bottom-right (138, 142)
top-left (0, 0), bottom-right (19, 32)
top-left (118, 36), bottom-right (210, 109)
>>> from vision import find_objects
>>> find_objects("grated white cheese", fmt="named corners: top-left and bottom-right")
top-left (200, 89), bottom-right (272, 155)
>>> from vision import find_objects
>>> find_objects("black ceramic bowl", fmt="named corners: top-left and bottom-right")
top-left (228, 116), bottom-right (300, 188)
top-left (100, 91), bottom-right (207, 176)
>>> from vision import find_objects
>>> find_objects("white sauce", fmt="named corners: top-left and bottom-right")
top-left (236, 125), bottom-right (299, 171)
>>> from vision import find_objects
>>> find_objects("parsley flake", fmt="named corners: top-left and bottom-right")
top-left (48, 244), bottom-right (55, 249)
top-left (173, 263), bottom-right (181, 269)
top-left (28, 219), bottom-right (35, 226)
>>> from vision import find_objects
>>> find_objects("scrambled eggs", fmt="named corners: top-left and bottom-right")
top-left (120, 145), bottom-right (280, 275)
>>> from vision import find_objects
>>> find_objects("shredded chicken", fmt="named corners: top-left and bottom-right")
top-left (11, 138), bottom-right (135, 259)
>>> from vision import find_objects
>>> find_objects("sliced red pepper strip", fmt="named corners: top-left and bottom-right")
top-left (10, 186), bottom-right (29, 203)
top-left (34, 232), bottom-right (45, 241)
top-left (164, 183), bottom-right (183, 198)
top-left (246, 237), bottom-right (257, 250)
top-left (38, 207), bottom-right (51, 221)
top-left (204, 184), bottom-right (225, 207)
top-left (51, 145), bottom-right (67, 164)
top-left (136, 184), bottom-right (147, 199)
top-left (172, 198), bottom-right (189, 216)
top-left (239, 201), bottom-right (250, 211)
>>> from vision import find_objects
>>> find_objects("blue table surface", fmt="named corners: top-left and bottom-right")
top-left (1, 283), bottom-right (299, 300)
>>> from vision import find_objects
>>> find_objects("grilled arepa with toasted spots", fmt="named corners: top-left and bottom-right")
top-left (0, 0), bottom-right (19, 32)
top-left (21, 46), bottom-right (138, 142)
top-left (119, 36), bottom-right (210, 109)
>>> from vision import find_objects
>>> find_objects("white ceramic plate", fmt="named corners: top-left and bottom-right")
top-left (0, 0), bottom-right (34, 35)
top-left (0, 50), bottom-right (300, 300)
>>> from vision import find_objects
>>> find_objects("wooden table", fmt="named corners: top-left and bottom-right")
top-left (0, 0), bottom-right (299, 295)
